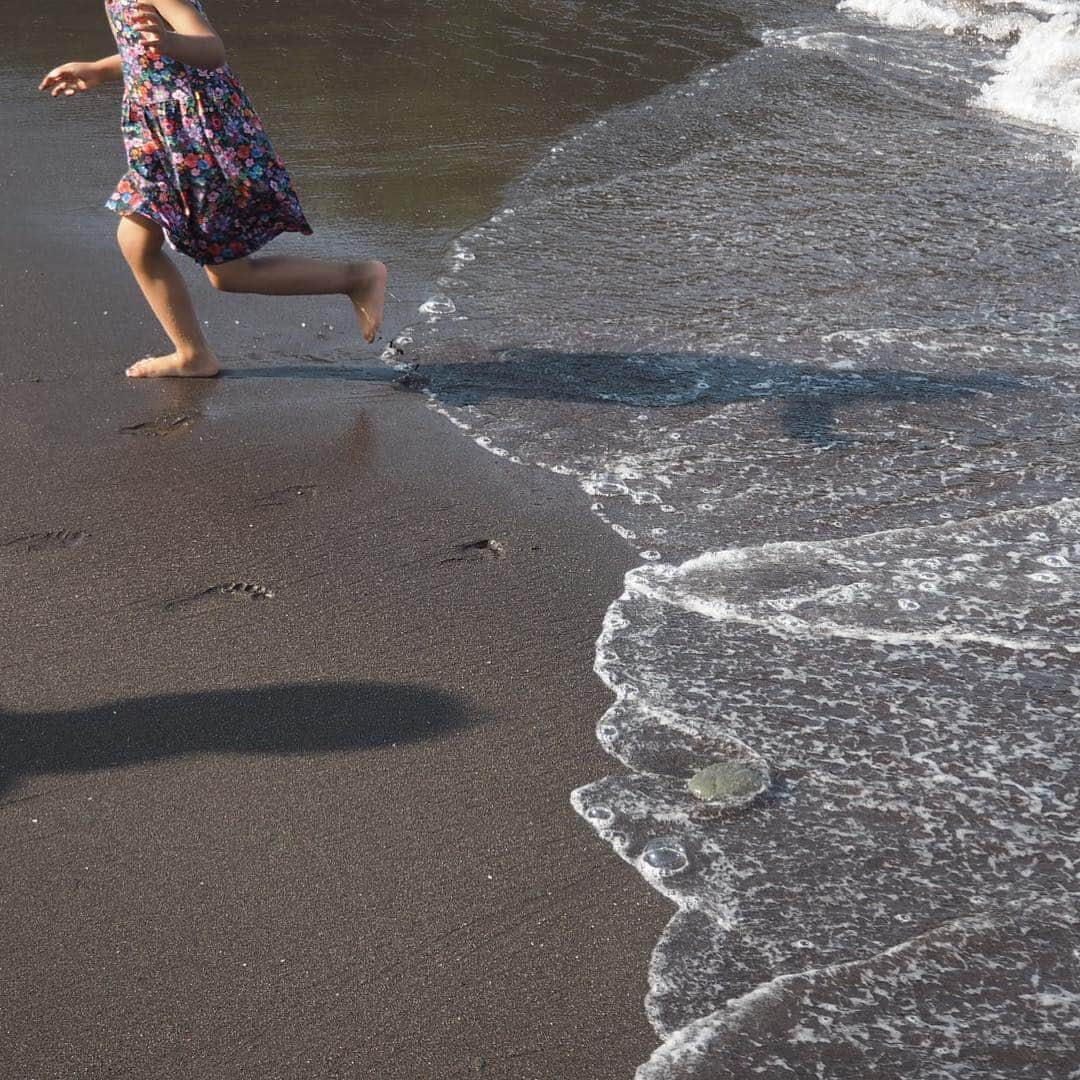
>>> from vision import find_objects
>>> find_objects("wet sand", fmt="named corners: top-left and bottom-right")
top-left (0, 220), bottom-right (669, 1078)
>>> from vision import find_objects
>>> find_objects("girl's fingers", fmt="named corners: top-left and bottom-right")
top-left (47, 76), bottom-right (85, 96)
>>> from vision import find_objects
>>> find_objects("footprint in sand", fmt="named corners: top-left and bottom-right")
top-left (2, 529), bottom-right (88, 554)
top-left (121, 413), bottom-right (198, 437)
top-left (254, 484), bottom-right (320, 509)
top-left (440, 538), bottom-right (506, 565)
top-left (163, 581), bottom-right (274, 612)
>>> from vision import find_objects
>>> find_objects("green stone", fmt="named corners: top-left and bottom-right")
top-left (688, 762), bottom-right (765, 802)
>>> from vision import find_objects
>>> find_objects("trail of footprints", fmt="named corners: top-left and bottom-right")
top-left (8, 495), bottom-right (498, 615)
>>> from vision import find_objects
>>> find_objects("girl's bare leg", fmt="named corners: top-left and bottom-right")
top-left (205, 255), bottom-right (387, 344)
top-left (117, 214), bottom-right (222, 378)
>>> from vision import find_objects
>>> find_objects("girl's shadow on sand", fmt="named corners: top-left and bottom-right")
top-left (0, 681), bottom-right (475, 800)
top-left (228, 348), bottom-right (1021, 446)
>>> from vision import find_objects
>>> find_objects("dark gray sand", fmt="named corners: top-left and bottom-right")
top-left (0, 153), bottom-right (667, 1080)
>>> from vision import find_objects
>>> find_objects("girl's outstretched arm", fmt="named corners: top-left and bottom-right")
top-left (38, 55), bottom-right (122, 96)
top-left (131, 1), bottom-right (227, 70)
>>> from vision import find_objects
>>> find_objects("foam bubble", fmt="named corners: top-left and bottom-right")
top-left (641, 837), bottom-right (690, 875)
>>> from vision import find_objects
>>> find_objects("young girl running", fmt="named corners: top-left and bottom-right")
top-left (40, 0), bottom-right (387, 378)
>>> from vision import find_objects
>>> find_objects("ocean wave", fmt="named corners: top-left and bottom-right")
top-left (980, 12), bottom-right (1080, 163)
top-left (839, 0), bottom-right (1080, 161)
top-left (575, 499), bottom-right (1080, 1055)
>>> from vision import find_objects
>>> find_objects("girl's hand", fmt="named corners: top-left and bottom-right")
top-left (130, 3), bottom-right (169, 52)
top-left (38, 62), bottom-right (103, 97)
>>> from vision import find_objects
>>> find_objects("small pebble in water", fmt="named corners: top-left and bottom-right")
top-left (689, 761), bottom-right (767, 802)
top-left (641, 837), bottom-right (689, 874)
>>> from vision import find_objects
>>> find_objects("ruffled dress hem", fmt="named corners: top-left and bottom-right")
top-left (105, 175), bottom-right (313, 266)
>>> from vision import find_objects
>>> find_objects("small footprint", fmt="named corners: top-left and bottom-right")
top-left (2, 529), bottom-right (88, 554)
top-left (254, 484), bottom-right (320, 509)
top-left (164, 581), bottom-right (274, 612)
top-left (440, 538), bottom-right (506, 565)
top-left (122, 413), bottom-right (197, 437)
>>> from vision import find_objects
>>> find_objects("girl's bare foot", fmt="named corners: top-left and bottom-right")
top-left (126, 351), bottom-right (222, 378)
top-left (348, 261), bottom-right (388, 343)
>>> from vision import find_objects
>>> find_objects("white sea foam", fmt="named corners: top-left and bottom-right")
top-left (636, 900), bottom-right (1080, 1078)
top-left (839, 0), bottom-right (1034, 38)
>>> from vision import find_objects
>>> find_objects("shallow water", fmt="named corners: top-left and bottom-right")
top-left (386, 0), bottom-right (1080, 1074)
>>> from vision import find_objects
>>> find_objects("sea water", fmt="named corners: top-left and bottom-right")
top-left (389, 0), bottom-right (1080, 1074)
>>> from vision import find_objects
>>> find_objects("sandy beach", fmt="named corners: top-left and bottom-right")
top-left (7, 0), bottom-right (1079, 1075)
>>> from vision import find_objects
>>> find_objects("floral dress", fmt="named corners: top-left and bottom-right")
top-left (104, 0), bottom-right (312, 264)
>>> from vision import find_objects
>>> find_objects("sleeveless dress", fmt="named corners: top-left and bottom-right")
top-left (104, 0), bottom-right (312, 265)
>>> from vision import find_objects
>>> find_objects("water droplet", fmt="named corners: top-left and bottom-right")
top-left (641, 836), bottom-right (688, 874)
top-left (586, 805), bottom-right (613, 822)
